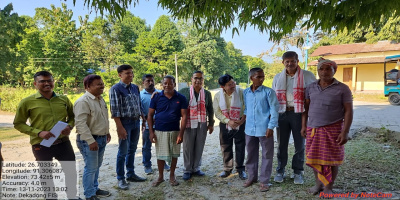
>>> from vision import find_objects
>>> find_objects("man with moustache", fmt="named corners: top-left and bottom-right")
top-left (74, 75), bottom-right (111, 200)
top-left (140, 74), bottom-right (170, 174)
top-left (14, 71), bottom-right (78, 199)
top-left (179, 71), bottom-right (215, 181)
top-left (109, 65), bottom-right (146, 190)
top-left (148, 75), bottom-right (187, 187)
top-left (243, 68), bottom-right (279, 192)
top-left (272, 51), bottom-right (316, 184)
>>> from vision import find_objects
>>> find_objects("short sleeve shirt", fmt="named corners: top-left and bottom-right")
top-left (149, 90), bottom-right (188, 131)
top-left (305, 79), bottom-right (353, 127)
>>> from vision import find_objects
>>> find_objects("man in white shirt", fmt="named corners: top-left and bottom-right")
top-left (272, 51), bottom-right (316, 185)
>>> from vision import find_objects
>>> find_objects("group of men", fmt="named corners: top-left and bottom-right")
top-left (13, 50), bottom-right (353, 199)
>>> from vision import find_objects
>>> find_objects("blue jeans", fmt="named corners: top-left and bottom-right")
top-left (142, 129), bottom-right (152, 168)
top-left (76, 134), bottom-right (107, 198)
top-left (116, 119), bottom-right (140, 180)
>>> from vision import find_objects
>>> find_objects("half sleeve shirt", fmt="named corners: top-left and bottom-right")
top-left (305, 79), bottom-right (353, 128)
top-left (149, 90), bottom-right (188, 131)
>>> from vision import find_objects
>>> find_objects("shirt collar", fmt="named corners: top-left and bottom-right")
top-left (249, 85), bottom-right (263, 92)
top-left (119, 81), bottom-right (130, 88)
top-left (223, 89), bottom-right (234, 97)
top-left (161, 90), bottom-right (177, 97)
top-left (34, 91), bottom-right (57, 99)
top-left (317, 78), bottom-right (339, 89)
top-left (142, 88), bottom-right (156, 94)
top-left (85, 91), bottom-right (102, 100)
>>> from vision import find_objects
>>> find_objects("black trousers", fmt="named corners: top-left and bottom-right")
top-left (219, 122), bottom-right (246, 172)
top-left (32, 140), bottom-right (77, 199)
top-left (276, 111), bottom-right (305, 174)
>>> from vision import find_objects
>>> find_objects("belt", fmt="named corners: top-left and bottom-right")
top-left (286, 107), bottom-right (295, 111)
top-left (121, 116), bottom-right (140, 121)
top-left (92, 135), bottom-right (107, 139)
top-left (52, 137), bottom-right (69, 146)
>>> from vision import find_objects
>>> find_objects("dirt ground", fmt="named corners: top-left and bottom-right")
top-left (2, 120), bottom-right (400, 200)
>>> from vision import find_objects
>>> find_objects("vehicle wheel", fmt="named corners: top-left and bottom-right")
top-left (388, 93), bottom-right (400, 105)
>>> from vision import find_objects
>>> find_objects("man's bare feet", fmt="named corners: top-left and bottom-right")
top-left (307, 185), bottom-right (323, 195)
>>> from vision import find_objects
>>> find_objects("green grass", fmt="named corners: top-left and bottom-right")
top-left (0, 127), bottom-right (28, 142)
top-left (271, 132), bottom-right (400, 199)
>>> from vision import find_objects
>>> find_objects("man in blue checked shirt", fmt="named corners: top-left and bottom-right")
top-left (242, 68), bottom-right (279, 192)
top-left (109, 65), bottom-right (146, 190)
top-left (140, 74), bottom-right (170, 175)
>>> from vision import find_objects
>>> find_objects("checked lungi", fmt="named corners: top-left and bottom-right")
top-left (306, 121), bottom-right (345, 186)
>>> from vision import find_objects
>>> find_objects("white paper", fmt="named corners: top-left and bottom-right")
top-left (40, 121), bottom-right (68, 147)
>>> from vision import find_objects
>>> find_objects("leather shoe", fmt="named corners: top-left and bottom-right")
top-left (126, 174), bottom-right (146, 182)
top-left (219, 171), bottom-right (231, 178)
top-left (238, 170), bottom-right (247, 180)
top-left (182, 173), bottom-right (192, 180)
top-left (193, 170), bottom-right (205, 176)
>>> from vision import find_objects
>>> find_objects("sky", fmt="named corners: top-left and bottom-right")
top-left (1, 0), bottom-right (303, 62)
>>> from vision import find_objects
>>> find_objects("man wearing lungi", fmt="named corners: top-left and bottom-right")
top-left (243, 68), bottom-right (279, 192)
top-left (301, 58), bottom-right (353, 195)
top-left (148, 75), bottom-right (188, 187)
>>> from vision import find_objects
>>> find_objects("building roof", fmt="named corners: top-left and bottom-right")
top-left (310, 40), bottom-right (400, 57)
top-left (309, 56), bottom-right (386, 66)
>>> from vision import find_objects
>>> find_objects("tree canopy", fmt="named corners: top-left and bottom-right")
top-left (1, 3), bottom-right (262, 89)
top-left (76, 0), bottom-right (400, 43)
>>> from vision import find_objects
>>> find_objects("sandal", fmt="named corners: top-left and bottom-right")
top-left (152, 179), bottom-right (165, 187)
top-left (169, 179), bottom-right (180, 186)
top-left (260, 183), bottom-right (269, 192)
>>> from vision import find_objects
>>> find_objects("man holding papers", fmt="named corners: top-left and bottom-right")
top-left (74, 75), bottom-right (111, 200)
top-left (14, 71), bottom-right (78, 199)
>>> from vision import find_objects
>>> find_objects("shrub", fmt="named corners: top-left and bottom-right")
top-left (0, 86), bottom-right (37, 112)
top-left (238, 82), bottom-right (247, 89)
top-left (0, 86), bottom-right (110, 113)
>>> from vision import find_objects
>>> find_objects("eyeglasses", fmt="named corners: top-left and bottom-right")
top-left (227, 81), bottom-right (236, 87)
top-left (193, 77), bottom-right (204, 80)
top-left (37, 80), bottom-right (53, 84)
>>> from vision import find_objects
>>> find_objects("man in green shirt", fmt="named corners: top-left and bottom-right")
top-left (13, 71), bottom-right (78, 199)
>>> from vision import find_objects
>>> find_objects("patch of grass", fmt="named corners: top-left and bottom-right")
top-left (0, 127), bottom-right (27, 142)
top-left (339, 133), bottom-right (400, 192)
top-left (270, 132), bottom-right (400, 199)
top-left (138, 188), bottom-right (164, 200)
top-left (353, 93), bottom-right (388, 103)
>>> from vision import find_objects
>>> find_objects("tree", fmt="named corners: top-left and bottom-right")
top-left (75, 0), bottom-right (400, 43)
top-left (81, 16), bottom-right (122, 73)
top-left (225, 42), bottom-right (247, 84)
top-left (35, 4), bottom-right (87, 90)
top-left (129, 15), bottom-right (184, 84)
top-left (178, 20), bottom-right (229, 88)
top-left (16, 16), bottom-right (45, 86)
top-left (310, 15), bottom-right (400, 55)
top-left (112, 11), bottom-right (150, 54)
top-left (0, 3), bottom-right (25, 85)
